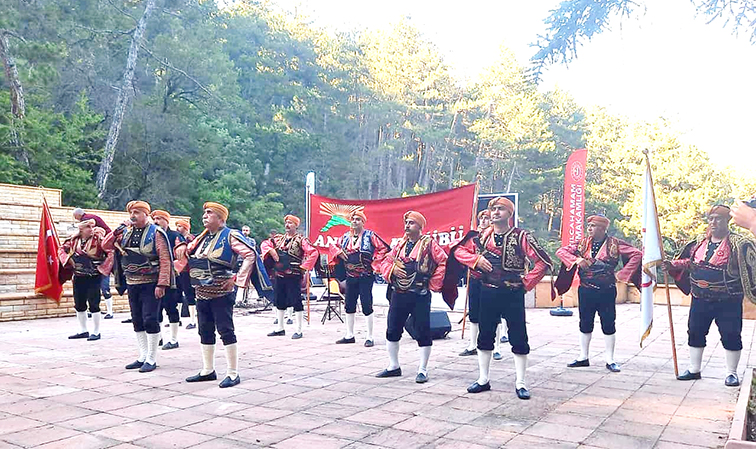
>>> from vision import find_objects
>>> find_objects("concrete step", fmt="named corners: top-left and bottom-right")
top-left (0, 250), bottom-right (36, 269)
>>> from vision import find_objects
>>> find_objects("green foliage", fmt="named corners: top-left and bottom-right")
top-left (1, 0), bottom-right (750, 248)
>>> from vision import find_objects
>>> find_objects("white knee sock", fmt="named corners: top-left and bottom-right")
top-left (366, 314), bottom-right (374, 341)
top-left (418, 346), bottom-right (431, 375)
top-left (287, 307), bottom-right (294, 319)
top-left (275, 309), bottom-right (285, 332)
top-left (146, 333), bottom-right (161, 365)
top-left (170, 323), bottom-right (179, 344)
top-left (105, 298), bottom-right (114, 315)
top-left (579, 332), bottom-right (592, 361)
top-left (514, 354), bottom-right (528, 390)
top-left (345, 313), bottom-right (355, 339)
top-left (387, 341), bottom-right (400, 370)
top-left (688, 346), bottom-right (704, 374)
top-left (467, 322), bottom-right (479, 351)
top-left (200, 344), bottom-right (215, 375)
top-left (136, 331), bottom-right (148, 362)
top-left (189, 305), bottom-right (197, 325)
top-left (225, 343), bottom-right (239, 380)
top-left (92, 313), bottom-right (101, 336)
top-left (76, 311), bottom-right (88, 334)
top-left (725, 349), bottom-right (741, 377)
top-left (494, 323), bottom-right (502, 354)
top-left (477, 349), bottom-right (493, 384)
top-left (604, 333), bottom-right (616, 364)
top-left (295, 310), bottom-right (304, 333)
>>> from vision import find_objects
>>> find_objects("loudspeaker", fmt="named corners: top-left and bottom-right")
top-left (405, 311), bottom-right (452, 340)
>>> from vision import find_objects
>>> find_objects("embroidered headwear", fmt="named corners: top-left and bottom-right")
top-left (487, 197), bottom-right (515, 215)
top-left (403, 211), bottom-right (427, 229)
top-left (284, 214), bottom-right (301, 227)
top-left (203, 202), bottom-right (229, 221)
top-left (150, 210), bottom-right (171, 222)
top-left (477, 209), bottom-right (490, 220)
top-left (587, 215), bottom-right (610, 228)
top-left (175, 219), bottom-right (190, 230)
top-left (126, 200), bottom-right (151, 215)
top-left (709, 204), bottom-right (732, 220)
top-left (351, 210), bottom-right (367, 223)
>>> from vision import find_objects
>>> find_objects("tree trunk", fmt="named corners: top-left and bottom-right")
top-left (96, 0), bottom-right (158, 199)
top-left (448, 156), bottom-right (454, 189)
top-left (0, 31), bottom-right (25, 119)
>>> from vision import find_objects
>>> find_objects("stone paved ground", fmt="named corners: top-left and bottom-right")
top-left (0, 300), bottom-right (753, 449)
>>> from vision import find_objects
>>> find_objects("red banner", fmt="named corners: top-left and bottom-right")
top-left (560, 149), bottom-right (588, 247)
top-left (309, 184), bottom-right (478, 250)
top-left (35, 199), bottom-right (63, 302)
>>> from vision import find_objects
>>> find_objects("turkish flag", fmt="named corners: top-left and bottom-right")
top-left (34, 199), bottom-right (63, 302)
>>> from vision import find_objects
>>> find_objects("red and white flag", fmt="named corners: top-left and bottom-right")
top-left (640, 154), bottom-right (663, 346)
top-left (34, 198), bottom-right (63, 302)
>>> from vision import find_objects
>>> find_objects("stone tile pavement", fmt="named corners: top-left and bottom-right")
top-left (0, 301), bottom-right (753, 448)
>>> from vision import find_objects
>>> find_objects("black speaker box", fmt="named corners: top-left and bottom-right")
top-left (405, 310), bottom-right (451, 340)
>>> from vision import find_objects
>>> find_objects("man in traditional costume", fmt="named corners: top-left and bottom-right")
top-left (103, 201), bottom-right (173, 372)
top-left (262, 215), bottom-right (319, 339)
top-left (375, 211), bottom-right (447, 383)
top-left (174, 202), bottom-right (260, 388)
top-left (333, 210), bottom-right (389, 347)
top-left (452, 197), bottom-right (552, 399)
top-left (459, 209), bottom-right (504, 359)
top-left (668, 205), bottom-right (756, 387)
top-left (175, 219), bottom-right (197, 330)
top-left (151, 210), bottom-right (185, 350)
top-left (73, 208), bottom-right (114, 319)
top-left (556, 214), bottom-right (642, 373)
top-left (60, 219), bottom-right (114, 341)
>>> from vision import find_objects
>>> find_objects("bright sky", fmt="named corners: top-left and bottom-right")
top-left (274, 0), bottom-right (756, 171)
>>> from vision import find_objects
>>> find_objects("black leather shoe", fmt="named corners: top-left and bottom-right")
top-left (291, 332), bottom-right (303, 340)
top-left (415, 373), bottom-right (428, 383)
top-left (186, 371), bottom-right (218, 382)
top-left (726, 374), bottom-right (740, 387)
top-left (606, 363), bottom-right (621, 373)
top-left (68, 332), bottom-right (89, 340)
top-left (219, 375), bottom-right (241, 388)
top-left (103, 314), bottom-right (114, 319)
top-left (159, 339), bottom-right (163, 346)
top-left (516, 387), bottom-right (531, 400)
top-left (87, 334), bottom-right (101, 341)
top-left (162, 341), bottom-right (179, 350)
top-left (493, 352), bottom-right (503, 361)
top-left (164, 323), bottom-right (170, 328)
top-left (567, 359), bottom-right (590, 368)
top-left (186, 323), bottom-right (196, 330)
top-left (286, 318), bottom-right (294, 325)
top-left (273, 319), bottom-right (279, 325)
top-left (121, 318), bottom-right (132, 323)
top-left (500, 335), bottom-right (509, 343)
top-left (139, 362), bottom-right (157, 373)
top-left (267, 330), bottom-right (285, 337)
top-left (459, 348), bottom-right (477, 356)
top-left (376, 368), bottom-right (402, 378)
top-left (467, 382), bottom-right (491, 393)
top-left (364, 340), bottom-right (374, 347)
top-left (677, 370), bottom-right (702, 381)
top-left (125, 360), bottom-right (144, 370)
top-left (336, 337), bottom-right (355, 344)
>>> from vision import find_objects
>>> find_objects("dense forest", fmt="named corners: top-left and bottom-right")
top-left (1, 0), bottom-right (753, 250)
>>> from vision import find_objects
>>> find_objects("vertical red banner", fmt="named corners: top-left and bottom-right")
top-left (560, 149), bottom-right (588, 248)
